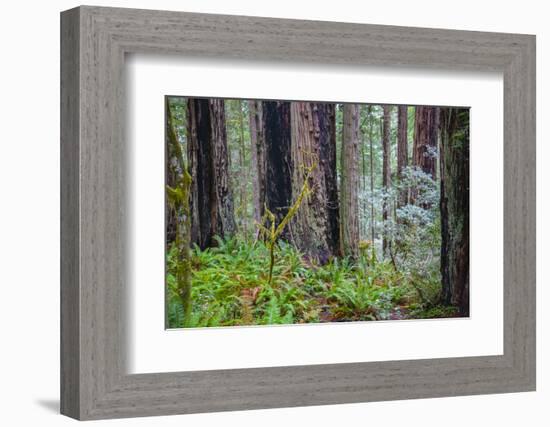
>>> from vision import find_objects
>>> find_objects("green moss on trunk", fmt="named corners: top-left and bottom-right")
top-left (440, 108), bottom-right (470, 316)
top-left (167, 98), bottom-right (193, 327)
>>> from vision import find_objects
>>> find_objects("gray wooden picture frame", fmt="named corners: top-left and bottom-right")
top-left (60, 5), bottom-right (536, 420)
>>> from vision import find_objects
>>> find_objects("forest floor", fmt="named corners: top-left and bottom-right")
top-left (166, 236), bottom-right (460, 329)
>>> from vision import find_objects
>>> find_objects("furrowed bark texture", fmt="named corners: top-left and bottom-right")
top-left (166, 99), bottom-right (181, 245)
top-left (340, 104), bottom-right (360, 258)
top-left (413, 106), bottom-right (440, 178)
top-left (263, 101), bottom-right (293, 236)
top-left (290, 102), bottom-right (340, 263)
top-left (209, 99), bottom-right (236, 239)
top-left (187, 98), bottom-right (235, 249)
top-left (440, 107), bottom-right (470, 316)
top-left (248, 100), bottom-right (265, 223)
top-left (187, 98), bottom-right (211, 248)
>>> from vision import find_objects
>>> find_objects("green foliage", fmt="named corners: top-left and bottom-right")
top-left (166, 96), bottom-right (187, 149)
top-left (166, 97), bottom-right (193, 327)
top-left (256, 164), bottom-right (315, 285)
top-left (390, 166), bottom-right (442, 282)
top-left (225, 100), bottom-right (253, 235)
top-left (166, 236), bottom-right (450, 329)
top-left (409, 305), bottom-right (459, 319)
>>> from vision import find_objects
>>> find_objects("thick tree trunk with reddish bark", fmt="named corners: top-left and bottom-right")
top-left (290, 102), bottom-right (340, 263)
top-left (248, 100), bottom-right (265, 223)
top-left (186, 98), bottom-right (210, 248)
top-left (382, 105), bottom-right (392, 256)
top-left (186, 98), bottom-right (235, 249)
top-left (340, 104), bottom-right (360, 258)
top-left (440, 107), bottom-right (470, 316)
top-left (209, 99), bottom-right (236, 239)
top-left (413, 106), bottom-right (439, 178)
top-left (262, 101), bottom-right (293, 235)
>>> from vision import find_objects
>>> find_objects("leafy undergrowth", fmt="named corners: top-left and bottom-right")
top-left (167, 236), bottom-right (459, 329)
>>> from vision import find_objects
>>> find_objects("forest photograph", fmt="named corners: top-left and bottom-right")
top-left (165, 96), bottom-right (469, 329)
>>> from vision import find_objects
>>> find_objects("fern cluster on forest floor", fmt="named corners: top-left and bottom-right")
top-left (166, 236), bottom-right (459, 329)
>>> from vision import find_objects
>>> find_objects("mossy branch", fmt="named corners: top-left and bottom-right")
top-left (256, 164), bottom-right (316, 285)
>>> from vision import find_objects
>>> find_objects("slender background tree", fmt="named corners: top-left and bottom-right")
top-left (340, 104), bottom-right (360, 258)
top-left (397, 105), bottom-right (409, 207)
top-left (382, 105), bottom-right (392, 256)
top-left (248, 100), bottom-right (265, 223)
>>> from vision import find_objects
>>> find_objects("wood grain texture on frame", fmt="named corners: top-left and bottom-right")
top-left (60, 5), bottom-right (536, 420)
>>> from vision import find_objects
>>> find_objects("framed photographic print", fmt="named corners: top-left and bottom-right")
top-left (164, 96), bottom-right (470, 330)
top-left (61, 5), bottom-right (536, 420)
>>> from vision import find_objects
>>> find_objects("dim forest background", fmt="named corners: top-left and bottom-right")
top-left (166, 97), bottom-right (469, 328)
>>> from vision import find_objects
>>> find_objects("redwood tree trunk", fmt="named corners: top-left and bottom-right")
top-left (397, 105), bottom-right (408, 207)
top-left (187, 98), bottom-right (235, 249)
top-left (248, 100), bottom-right (265, 223)
top-left (187, 98), bottom-right (211, 248)
top-left (440, 107), bottom-right (470, 316)
top-left (166, 99), bottom-right (181, 246)
top-left (209, 99), bottom-right (236, 239)
top-left (413, 106), bottom-right (439, 178)
top-left (262, 101), bottom-right (293, 234)
top-left (340, 104), bottom-right (360, 258)
top-left (382, 105), bottom-right (392, 256)
top-left (290, 102), bottom-right (340, 263)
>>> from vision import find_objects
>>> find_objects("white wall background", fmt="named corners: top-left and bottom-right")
top-left (0, 0), bottom-right (546, 425)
